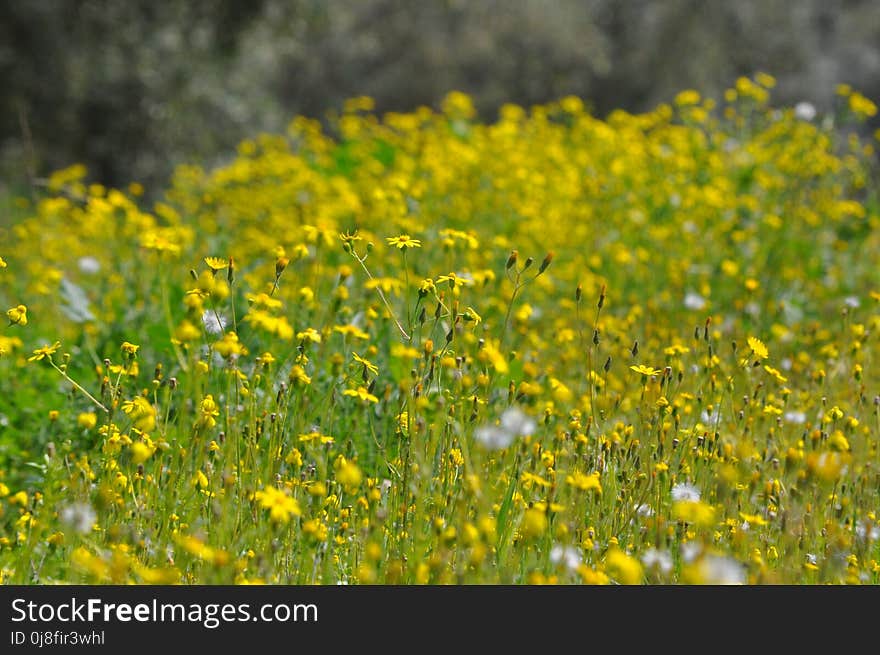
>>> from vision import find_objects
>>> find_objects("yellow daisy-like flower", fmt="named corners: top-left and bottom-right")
top-left (747, 336), bottom-right (769, 360)
top-left (436, 272), bottom-right (473, 289)
top-left (343, 386), bottom-right (379, 403)
top-left (204, 256), bottom-right (228, 271)
top-left (254, 486), bottom-right (301, 524)
top-left (0, 255), bottom-right (7, 268)
top-left (6, 304), bottom-right (27, 326)
top-left (352, 352), bottom-right (379, 376)
top-left (121, 341), bottom-right (140, 356)
top-left (630, 364), bottom-right (662, 376)
top-left (566, 470), bottom-right (602, 493)
top-left (386, 234), bottom-right (421, 249)
top-left (28, 341), bottom-right (61, 362)
top-left (296, 327), bottom-right (322, 344)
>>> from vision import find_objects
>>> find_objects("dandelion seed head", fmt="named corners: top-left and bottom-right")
top-left (550, 545), bottom-right (581, 571)
top-left (684, 292), bottom-right (707, 311)
top-left (794, 101), bottom-right (817, 121)
top-left (500, 407), bottom-right (536, 437)
top-left (641, 548), bottom-right (673, 574)
top-left (474, 425), bottom-right (514, 450)
top-left (60, 502), bottom-right (97, 535)
top-left (671, 482), bottom-right (701, 503)
top-left (201, 310), bottom-right (227, 335)
top-left (77, 256), bottom-right (101, 274)
top-left (698, 554), bottom-right (746, 584)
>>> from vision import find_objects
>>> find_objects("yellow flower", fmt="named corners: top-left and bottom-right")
top-left (565, 471), bottom-right (602, 493)
top-left (77, 412), bottom-right (98, 429)
top-left (298, 431), bottom-right (335, 445)
top-left (436, 272), bottom-right (473, 289)
top-left (213, 332), bottom-right (247, 358)
top-left (849, 92), bottom-right (878, 119)
top-left (334, 456), bottom-right (363, 492)
top-left (196, 394), bottom-right (220, 429)
top-left (352, 352), bottom-right (379, 376)
top-left (176, 535), bottom-right (229, 566)
top-left (463, 306), bottom-right (482, 325)
top-left (0, 255), bottom-right (6, 268)
top-left (673, 500), bottom-right (716, 527)
top-left (121, 341), bottom-right (140, 356)
top-left (674, 89), bottom-right (701, 106)
top-left (520, 508), bottom-right (548, 539)
top-left (255, 486), bottom-right (301, 524)
top-left (6, 304), bottom-right (27, 326)
top-left (343, 386), bottom-right (379, 403)
top-left (121, 396), bottom-right (157, 432)
top-left (605, 548), bottom-right (643, 585)
top-left (630, 364), bottom-right (662, 376)
top-left (739, 512), bottom-right (768, 527)
top-left (289, 365), bottom-right (312, 386)
top-left (296, 327), bottom-right (322, 344)
top-left (28, 341), bottom-right (61, 362)
top-left (193, 470), bottom-right (209, 489)
top-left (131, 441), bottom-right (154, 464)
top-left (9, 490), bottom-right (28, 506)
top-left (333, 324), bottom-right (370, 340)
top-left (204, 256), bottom-right (228, 271)
top-left (747, 336), bottom-right (769, 360)
top-left (386, 234), bottom-right (422, 249)
top-left (763, 365), bottom-right (787, 383)
top-left (0, 335), bottom-right (22, 357)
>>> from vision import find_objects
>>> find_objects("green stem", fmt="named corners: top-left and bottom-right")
top-left (49, 359), bottom-right (109, 413)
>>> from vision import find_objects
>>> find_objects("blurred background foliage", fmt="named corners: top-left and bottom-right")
top-left (1, 0), bottom-right (879, 190)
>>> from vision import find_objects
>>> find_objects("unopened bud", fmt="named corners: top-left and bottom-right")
top-left (506, 250), bottom-right (518, 270)
top-left (537, 251), bottom-right (554, 275)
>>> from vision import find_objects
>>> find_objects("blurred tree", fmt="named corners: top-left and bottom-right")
top-left (0, 0), bottom-right (877, 190)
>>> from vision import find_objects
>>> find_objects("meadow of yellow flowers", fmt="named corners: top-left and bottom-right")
top-left (1, 75), bottom-right (879, 584)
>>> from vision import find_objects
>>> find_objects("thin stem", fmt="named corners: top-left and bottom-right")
top-left (353, 252), bottom-right (410, 340)
top-left (49, 359), bottom-right (109, 413)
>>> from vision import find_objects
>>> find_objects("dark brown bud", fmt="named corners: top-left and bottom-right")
top-left (537, 251), bottom-right (554, 275)
top-left (506, 250), bottom-right (518, 270)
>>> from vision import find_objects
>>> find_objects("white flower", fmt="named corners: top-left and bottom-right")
top-left (680, 542), bottom-right (702, 563)
top-left (500, 407), bottom-right (536, 436)
top-left (641, 548), bottom-right (673, 574)
top-left (784, 411), bottom-right (806, 425)
top-left (844, 296), bottom-right (860, 308)
top-left (550, 545), bottom-right (582, 571)
top-left (201, 309), bottom-right (227, 335)
top-left (684, 292), bottom-right (707, 311)
top-left (474, 425), bottom-right (514, 450)
top-left (700, 408), bottom-right (721, 424)
top-left (474, 407), bottom-right (536, 450)
top-left (60, 502), bottom-right (97, 535)
top-left (855, 520), bottom-right (880, 542)
top-left (697, 555), bottom-right (746, 584)
top-left (634, 503), bottom-right (654, 517)
top-left (671, 482), bottom-right (701, 503)
top-left (794, 101), bottom-right (817, 121)
top-left (77, 256), bottom-right (101, 274)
